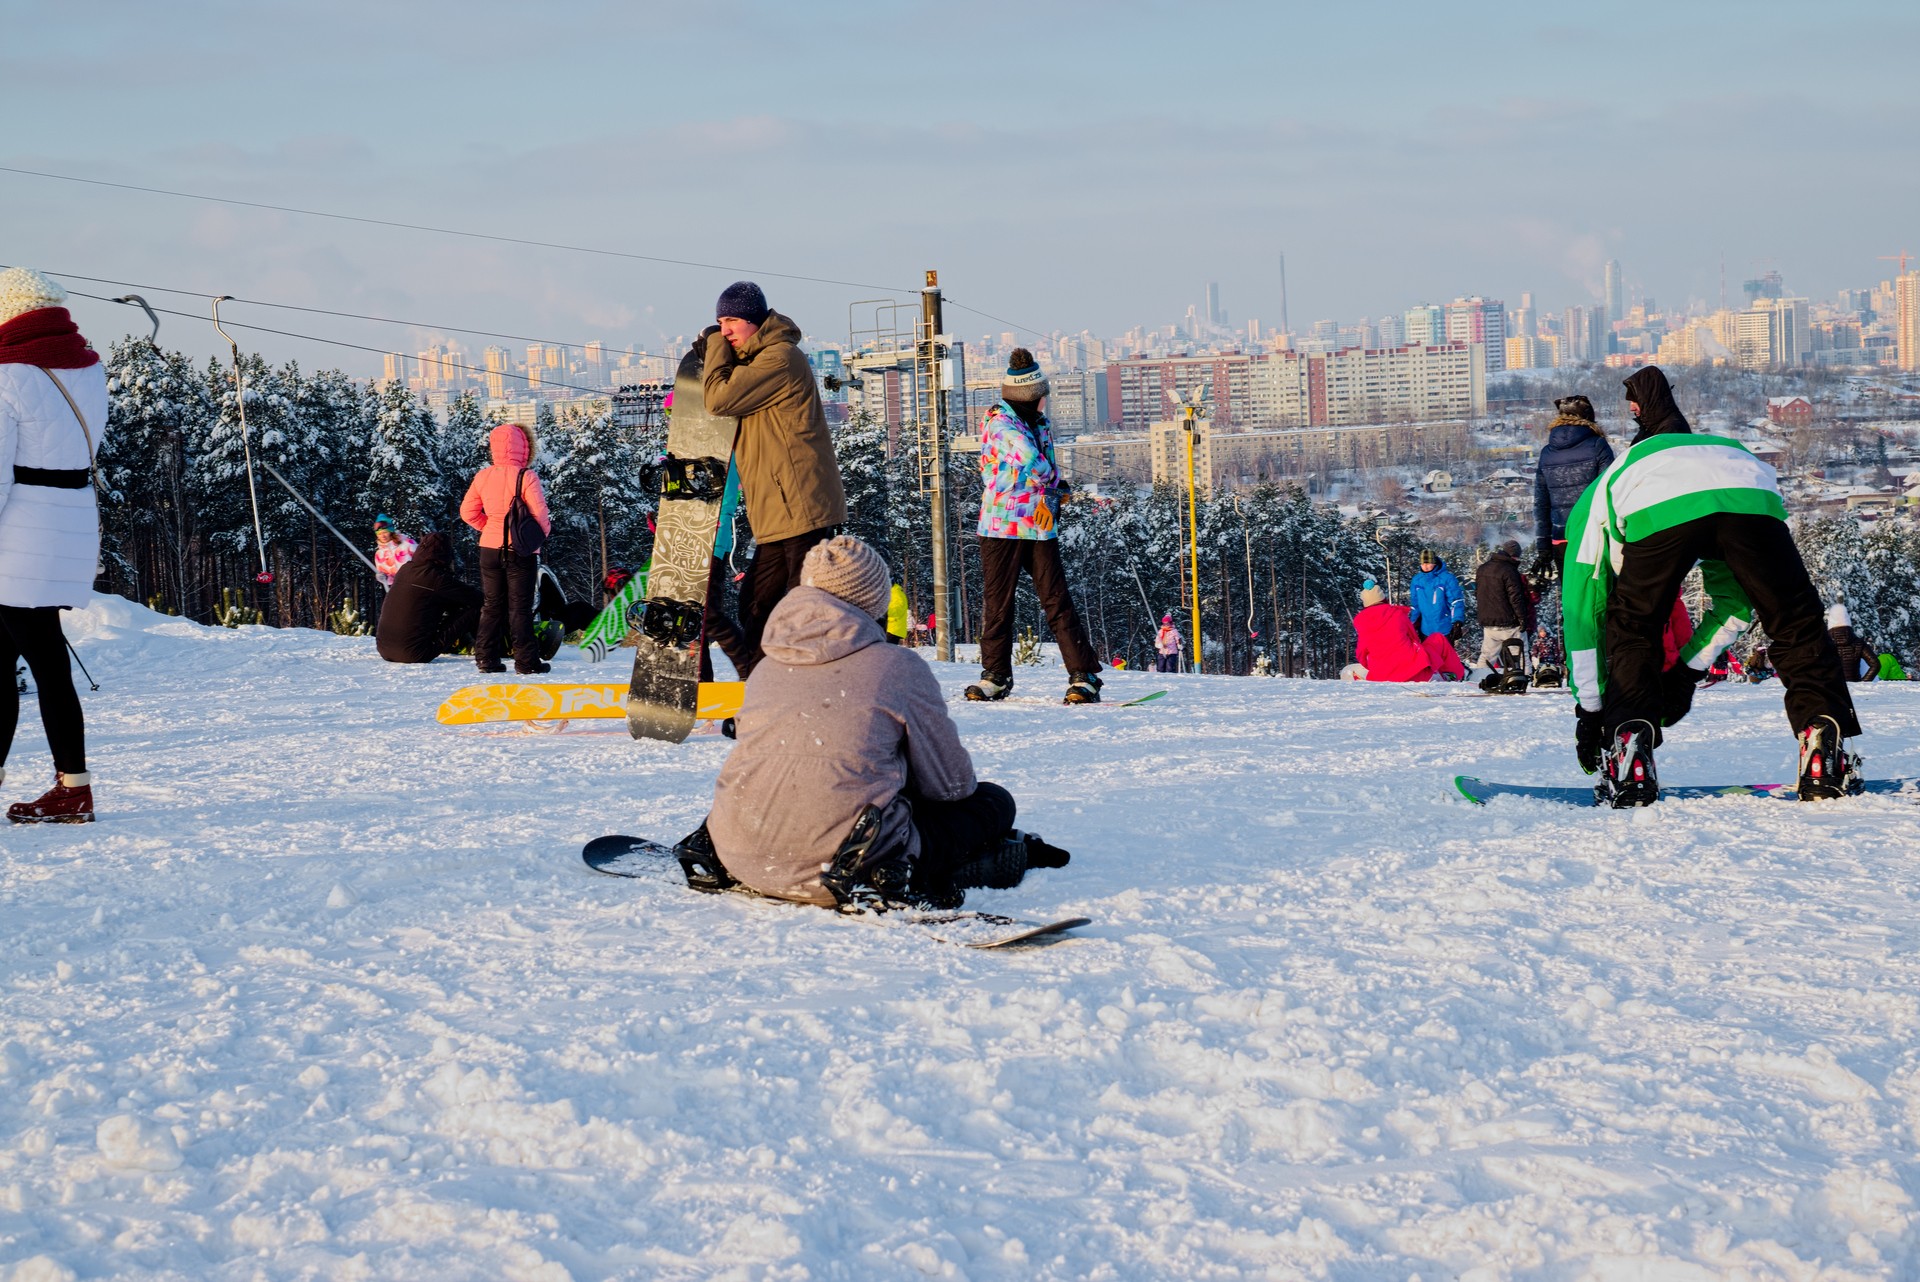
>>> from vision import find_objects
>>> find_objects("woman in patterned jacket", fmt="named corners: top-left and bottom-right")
top-left (964, 349), bottom-right (1103, 704)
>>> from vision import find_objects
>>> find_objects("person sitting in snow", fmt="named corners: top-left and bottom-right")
top-left (1564, 365), bottom-right (1864, 805)
top-left (375, 532), bottom-right (482, 664)
top-left (684, 534), bottom-right (1070, 908)
top-left (1408, 549), bottom-right (1465, 643)
top-left (1348, 578), bottom-right (1448, 682)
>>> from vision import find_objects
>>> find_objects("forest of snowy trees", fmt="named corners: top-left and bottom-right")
top-left (92, 336), bottom-right (1920, 676)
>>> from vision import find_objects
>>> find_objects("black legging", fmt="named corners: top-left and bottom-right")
top-left (0, 606), bottom-right (85, 775)
top-left (910, 781), bottom-right (1017, 876)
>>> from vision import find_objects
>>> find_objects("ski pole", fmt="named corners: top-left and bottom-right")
top-left (211, 296), bottom-right (274, 586)
top-left (65, 638), bottom-right (98, 691)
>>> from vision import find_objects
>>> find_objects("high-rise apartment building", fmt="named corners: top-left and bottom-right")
top-left (382, 352), bottom-right (405, 387)
top-left (1444, 297), bottom-right (1506, 374)
top-left (1375, 313), bottom-right (1406, 348)
top-left (1898, 271), bottom-right (1920, 371)
top-left (1205, 282), bottom-right (1222, 327)
top-left (1604, 260), bottom-right (1624, 324)
top-left (1403, 304), bottom-right (1444, 347)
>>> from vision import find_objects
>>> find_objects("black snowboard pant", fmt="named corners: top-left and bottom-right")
top-left (910, 781), bottom-right (1016, 878)
top-left (476, 547), bottom-right (540, 669)
top-left (699, 554), bottom-right (752, 682)
top-left (379, 598), bottom-right (481, 664)
top-left (1604, 512), bottom-right (1859, 740)
top-left (738, 525), bottom-right (837, 678)
top-left (0, 605), bottom-right (85, 775)
top-left (977, 537), bottom-right (1100, 679)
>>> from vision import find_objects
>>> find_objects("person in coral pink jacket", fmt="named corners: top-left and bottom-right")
top-left (459, 422), bottom-right (552, 674)
top-left (1350, 579), bottom-right (1435, 682)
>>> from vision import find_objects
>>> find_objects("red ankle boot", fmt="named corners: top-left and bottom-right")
top-left (9, 771), bottom-right (94, 824)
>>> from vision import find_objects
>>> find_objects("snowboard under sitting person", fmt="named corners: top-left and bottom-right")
top-left (1563, 365), bottom-right (1864, 806)
top-left (688, 534), bottom-right (1069, 909)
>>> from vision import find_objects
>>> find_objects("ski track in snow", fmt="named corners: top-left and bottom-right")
top-left (4, 595), bottom-right (1920, 1280)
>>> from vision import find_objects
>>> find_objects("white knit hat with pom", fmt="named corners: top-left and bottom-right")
top-left (801, 534), bottom-right (892, 620)
top-left (0, 268), bottom-right (67, 326)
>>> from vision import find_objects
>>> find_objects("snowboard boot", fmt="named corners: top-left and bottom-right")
top-left (964, 671), bottom-right (1013, 702)
top-left (476, 657), bottom-right (506, 674)
top-left (1796, 716), bottom-right (1864, 800)
top-left (946, 832), bottom-right (1031, 892)
top-left (1063, 672), bottom-right (1103, 704)
top-left (515, 658), bottom-right (552, 676)
top-left (8, 772), bottom-right (94, 824)
top-left (1596, 720), bottom-right (1659, 809)
top-left (1021, 832), bottom-right (1072, 869)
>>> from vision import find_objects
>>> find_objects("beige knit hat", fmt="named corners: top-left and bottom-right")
top-left (1360, 578), bottom-right (1387, 608)
top-left (0, 268), bottom-right (67, 326)
top-left (801, 534), bottom-right (891, 619)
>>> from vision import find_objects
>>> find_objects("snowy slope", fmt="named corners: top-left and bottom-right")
top-left (3, 595), bottom-right (1919, 1280)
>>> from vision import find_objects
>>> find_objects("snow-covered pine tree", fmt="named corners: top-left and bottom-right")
top-left (100, 338), bottom-right (212, 617)
top-left (364, 380), bottom-right (448, 544)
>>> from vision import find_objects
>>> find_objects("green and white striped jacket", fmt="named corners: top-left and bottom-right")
top-left (1561, 433), bottom-right (1787, 712)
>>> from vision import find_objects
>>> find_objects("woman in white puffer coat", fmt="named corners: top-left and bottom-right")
top-left (0, 268), bottom-right (108, 823)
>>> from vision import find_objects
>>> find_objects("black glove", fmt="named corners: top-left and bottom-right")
top-left (1448, 622), bottom-right (1462, 642)
top-left (1661, 662), bottom-right (1704, 727)
top-left (1530, 550), bottom-right (1557, 583)
top-left (1575, 708), bottom-right (1605, 774)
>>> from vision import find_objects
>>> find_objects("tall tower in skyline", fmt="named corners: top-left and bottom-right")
top-left (1205, 281), bottom-right (1222, 327)
top-left (1897, 271), bottom-right (1920, 371)
top-left (1604, 260), bottom-right (1625, 325)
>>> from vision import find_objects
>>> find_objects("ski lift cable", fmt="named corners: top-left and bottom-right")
top-left (9, 263), bottom-right (668, 360)
top-left (210, 297), bottom-right (274, 583)
top-left (0, 164), bottom-right (913, 295)
top-left (56, 286), bottom-right (616, 398)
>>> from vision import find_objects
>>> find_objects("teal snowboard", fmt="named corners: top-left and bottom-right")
top-left (1455, 775), bottom-right (1919, 807)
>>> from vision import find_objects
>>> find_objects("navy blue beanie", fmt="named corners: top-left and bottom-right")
top-left (716, 281), bottom-right (770, 326)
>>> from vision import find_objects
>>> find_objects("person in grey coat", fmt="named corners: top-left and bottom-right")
top-left (700, 535), bottom-right (1068, 907)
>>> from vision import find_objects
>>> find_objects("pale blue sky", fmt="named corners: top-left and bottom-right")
top-left (3, 0), bottom-right (1913, 374)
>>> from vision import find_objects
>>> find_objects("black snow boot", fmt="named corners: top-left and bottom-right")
top-left (1063, 672), bottom-right (1103, 704)
top-left (1796, 716), bottom-right (1864, 801)
top-left (1597, 719), bottom-right (1659, 808)
top-left (1021, 832), bottom-right (1072, 869)
top-left (964, 671), bottom-right (1013, 702)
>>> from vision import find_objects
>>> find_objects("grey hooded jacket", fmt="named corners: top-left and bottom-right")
top-left (708, 587), bottom-right (978, 904)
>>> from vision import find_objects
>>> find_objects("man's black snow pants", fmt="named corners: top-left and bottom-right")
top-left (977, 537), bottom-right (1100, 679)
top-left (1604, 512), bottom-right (1858, 740)
top-left (737, 525), bottom-right (837, 678)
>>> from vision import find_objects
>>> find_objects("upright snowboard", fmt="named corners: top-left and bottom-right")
top-left (582, 835), bottom-right (1091, 949)
top-left (1455, 775), bottom-right (1919, 807)
top-left (626, 342), bottom-right (738, 742)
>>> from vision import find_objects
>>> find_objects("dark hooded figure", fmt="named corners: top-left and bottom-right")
top-left (1532, 394), bottom-right (1614, 577)
top-left (376, 532), bottom-right (484, 664)
top-left (1622, 366), bottom-right (1692, 442)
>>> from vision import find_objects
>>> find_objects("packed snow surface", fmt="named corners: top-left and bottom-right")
top-left (4, 595), bottom-right (1920, 1280)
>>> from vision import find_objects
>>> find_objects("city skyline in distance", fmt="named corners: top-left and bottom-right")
top-left (5, 1), bottom-right (1915, 378)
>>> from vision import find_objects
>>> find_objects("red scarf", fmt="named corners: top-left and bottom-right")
top-left (0, 307), bottom-right (100, 369)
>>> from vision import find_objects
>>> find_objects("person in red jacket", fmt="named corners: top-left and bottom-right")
top-left (459, 422), bottom-right (552, 675)
top-left (1349, 578), bottom-right (1436, 682)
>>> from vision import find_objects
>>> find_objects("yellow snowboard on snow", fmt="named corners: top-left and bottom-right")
top-left (436, 681), bottom-right (744, 726)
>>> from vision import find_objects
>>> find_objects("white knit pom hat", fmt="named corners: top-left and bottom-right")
top-left (0, 268), bottom-right (67, 326)
top-left (801, 534), bottom-right (892, 620)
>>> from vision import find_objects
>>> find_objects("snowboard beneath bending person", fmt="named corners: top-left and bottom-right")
top-left (1563, 366), bottom-right (1868, 808)
top-left (1455, 775), bottom-right (1918, 808)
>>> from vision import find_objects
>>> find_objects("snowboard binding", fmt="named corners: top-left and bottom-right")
top-left (674, 820), bottom-right (739, 894)
top-left (1596, 719), bottom-right (1659, 808)
top-left (1796, 716), bottom-right (1864, 801)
